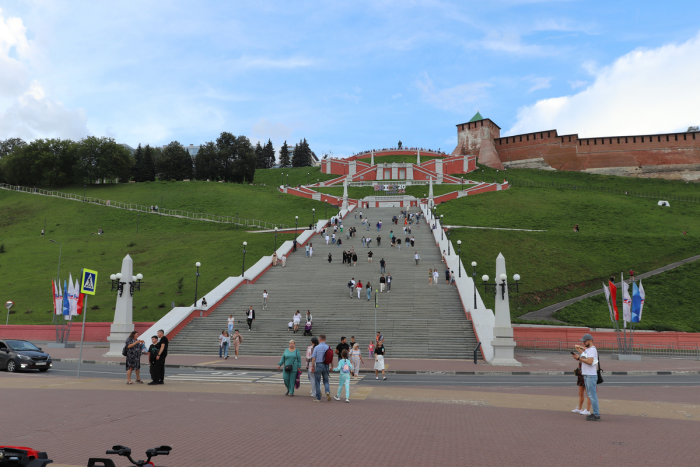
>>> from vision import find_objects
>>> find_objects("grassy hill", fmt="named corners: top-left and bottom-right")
top-left (0, 180), bottom-right (328, 325)
top-left (438, 165), bottom-right (700, 327)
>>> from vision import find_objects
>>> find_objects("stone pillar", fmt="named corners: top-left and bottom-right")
top-left (342, 179), bottom-right (349, 211)
top-left (349, 161), bottom-right (357, 176)
top-left (104, 255), bottom-right (136, 357)
top-left (392, 164), bottom-right (398, 180)
top-left (370, 150), bottom-right (374, 166)
top-left (490, 253), bottom-right (522, 366)
top-left (417, 150), bottom-right (421, 165)
top-left (428, 177), bottom-right (434, 208)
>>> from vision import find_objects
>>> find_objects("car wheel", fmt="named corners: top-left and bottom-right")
top-left (38, 368), bottom-right (50, 372)
top-left (6, 359), bottom-right (18, 372)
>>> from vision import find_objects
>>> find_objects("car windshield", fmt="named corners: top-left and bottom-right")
top-left (7, 340), bottom-right (41, 351)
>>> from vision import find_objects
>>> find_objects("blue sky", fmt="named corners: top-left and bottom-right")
top-left (1, 1), bottom-right (699, 158)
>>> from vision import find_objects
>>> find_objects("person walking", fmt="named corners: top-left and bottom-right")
top-left (362, 236), bottom-right (366, 247)
top-left (227, 314), bottom-right (234, 336)
top-left (231, 329), bottom-right (243, 359)
top-left (333, 349), bottom-right (353, 402)
top-left (377, 235), bottom-right (381, 247)
top-left (219, 330), bottom-right (227, 358)
top-left (280, 253), bottom-right (286, 267)
top-left (352, 251), bottom-right (358, 267)
top-left (380, 258), bottom-right (386, 274)
top-left (328, 252), bottom-right (333, 264)
top-left (445, 268), bottom-right (451, 285)
top-left (305, 243), bottom-right (310, 257)
top-left (311, 334), bottom-right (332, 402)
top-left (368, 341), bottom-right (374, 359)
top-left (246, 306), bottom-right (255, 331)
top-left (262, 290), bottom-right (268, 309)
top-left (428, 268), bottom-right (433, 285)
top-left (433, 268), bottom-right (439, 285)
top-left (309, 243), bottom-right (314, 257)
top-left (348, 278), bottom-right (355, 298)
top-left (149, 329), bottom-right (168, 385)
top-left (293, 310), bottom-right (302, 333)
top-left (349, 343), bottom-right (364, 379)
top-left (374, 340), bottom-right (387, 380)
top-left (574, 333), bottom-right (601, 421)
top-left (572, 352), bottom-right (592, 416)
top-left (306, 337), bottom-right (319, 398)
top-left (221, 331), bottom-right (230, 359)
top-left (356, 280), bottom-right (363, 299)
top-left (342, 250), bottom-right (347, 264)
top-left (414, 252), bottom-right (420, 266)
top-left (366, 281), bottom-right (372, 300)
top-left (147, 335), bottom-right (159, 384)
top-left (125, 331), bottom-right (144, 385)
top-left (332, 233), bottom-right (336, 245)
top-left (379, 274), bottom-right (386, 292)
top-left (386, 273), bottom-right (392, 292)
top-left (410, 237), bottom-right (415, 247)
top-left (277, 339), bottom-right (302, 396)
top-left (367, 250), bottom-right (373, 263)
top-left (396, 237), bottom-right (401, 250)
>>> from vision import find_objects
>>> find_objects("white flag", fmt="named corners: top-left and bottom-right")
top-left (638, 279), bottom-right (645, 321)
top-left (68, 274), bottom-right (78, 317)
top-left (54, 280), bottom-right (63, 315)
top-left (602, 282), bottom-right (614, 322)
top-left (622, 273), bottom-right (631, 327)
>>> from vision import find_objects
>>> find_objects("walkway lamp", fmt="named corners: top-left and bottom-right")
top-left (440, 214), bottom-right (444, 240)
top-left (472, 262), bottom-right (477, 309)
top-left (312, 208), bottom-right (315, 229)
top-left (274, 227), bottom-right (278, 251)
top-left (194, 262), bottom-right (201, 306)
top-left (447, 229), bottom-right (451, 255)
top-left (242, 242), bottom-right (247, 276)
top-left (295, 216), bottom-right (298, 237)
top-left (457, 240), bottom-right (462, 277)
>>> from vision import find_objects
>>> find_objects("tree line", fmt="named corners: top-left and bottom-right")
top-left (0, 134), bottom-right (317, 186)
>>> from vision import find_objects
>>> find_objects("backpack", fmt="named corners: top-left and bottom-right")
top-left (122, 345), bottom-right (128, 357)
top-left (348, 281), bottom-right (352, 288)
top-left (324, 347), bottom-right (334, 365)
top-left (341, 360), bottom-right (350, 374)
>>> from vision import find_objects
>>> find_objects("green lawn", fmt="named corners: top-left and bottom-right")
top-left (0, 187), bottom-right (317, 325)
top-left (316, 184), bottom-right (472, 199)
top-left (554, 260), bottom-right (700, 332)
top-left (437, 175), bottom-right (700, 327)
top-left (253, 166), bottom-right (337, 187)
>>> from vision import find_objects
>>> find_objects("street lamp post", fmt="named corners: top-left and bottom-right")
top-left (457, 240), bottom-right (462, 277)
top-left (194, 262), bottom-right (201, 307)
top-left (325, 202), bottom-right (328, 219)
top-left (295, 216), bottom-right (298, 238)
top-left (242, 242), bottom-right (247, 276)
top-left (281, 172), bottom-right (284, 186)
top-left (447, 229), bottom-right (451, 255)
top-left (440, 215), bottom-right (444, 240)
top-left (274, 227), bottom-right (278, 251)
top-left (481, 170), bottom-right (484, 182)
top-left (312, 208), bottom-right (315, 229)
top-left (471, 262), bottom-right (477, 309)
top-left (83, 185), bottom-right (86, 201)
top-left (307, 173), bottom-right (310, 185)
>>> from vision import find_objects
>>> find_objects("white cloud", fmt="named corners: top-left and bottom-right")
top-left (416, 72), bottom-right (491, 112)
top-left (0, 9), bottom-right (87, 140)
top-left (526, 76), bottom-right (552, 92)
top-left (227, 55), bottom-right (316, 70)
top-left (507, 32), bottom-right (700, 136)
top-left (568, 80), bottom-right (587, 89)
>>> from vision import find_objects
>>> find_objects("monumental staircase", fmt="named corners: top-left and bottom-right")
top-left (169, 207), bottom-right (481, 359)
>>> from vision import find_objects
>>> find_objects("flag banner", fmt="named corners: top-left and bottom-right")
top-left (609, 280), bottom-right (619, 321)
top-left (55, 280), bottom-right (63, 315)
top-left (638, 279), bottom-right (645, 321)
top-left (62, 280), bottom-right (70, 316)
top-left (52, 280), bottom-right (58, 315)
top-left (76, 293), bottom-right (85, 315)
top-left (631, 282), bottom-right (641, 323)
top-left (622, 275), bottom-right (631, 327)
top-left (602, 282), bottom-right (614, 322)
top-left (68, 274), bottom-right (79, 316)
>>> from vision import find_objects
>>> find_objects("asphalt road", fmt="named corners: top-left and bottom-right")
top-left (19, 361), bottom-right (700, 387)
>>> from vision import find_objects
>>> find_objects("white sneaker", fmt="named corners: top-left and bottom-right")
top-left (234, 356), bottom-right (238, 359)
top-left (572, 408), bottom-right (581, 413)
top-left (376, 376), bottom-right (379, 379)
top-left (346, 399), bottom-right (350, 403)
top-left (334, 395), bottom-right (340, 401)
top-left (580, 409), bottom-right (591, 415)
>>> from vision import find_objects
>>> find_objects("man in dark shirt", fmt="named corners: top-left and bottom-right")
top-left (335, 337), bottom-right (350, 366)
top-left (379, 274), bottom-right (386, 292)
top-left (147, 336), bottom-right (159, 384)
top-left (376, 235), bottom-right (381, 246)
top-left (151, 329), bottom-right (168, 385)
top-left (380, 258), bottom-right (386, 274)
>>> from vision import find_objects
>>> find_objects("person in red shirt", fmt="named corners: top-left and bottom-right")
top-left (629, 270), bottom-right (635, 281)
top-left (356, 280), bottom-right (363, 299)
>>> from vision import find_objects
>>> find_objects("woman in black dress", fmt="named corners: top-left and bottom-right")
top-left (125, 331), bottom-right (144, 385)
top-left (342, 250), bottom-right (347, 264)
top-left (328, 252), bottom-right (332, 263)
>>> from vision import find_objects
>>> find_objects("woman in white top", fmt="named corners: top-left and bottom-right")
top-left (309, 243), bottom-right (313, 257)
top-left (433, 269), bottom-right (439, 285)
top-left (292, 310), bottom-right (302, 333)
top-left (227, 315), bottom-right (234, 335)
top-left (349, 343), bottom-right (365, 379)
top-left (219, 331), bottom-right (230, 359)
top-left (262, 290), bottom-right (268, 309)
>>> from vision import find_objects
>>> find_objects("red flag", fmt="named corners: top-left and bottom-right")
top-left (609, 280), bottom-right (619, 321)
top-left (76, 293), bottom-right (85, 315)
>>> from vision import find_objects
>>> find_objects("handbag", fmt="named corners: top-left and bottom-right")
top-left (284, 365), bottom-right (293, 372)
top-left (596, 362), bottom-right (604, 385)
top-left (295, 369), bottom-right (302, 389)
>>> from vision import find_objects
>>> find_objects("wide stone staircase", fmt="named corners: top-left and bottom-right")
top-left (169, 207), bottom-right (481, 359)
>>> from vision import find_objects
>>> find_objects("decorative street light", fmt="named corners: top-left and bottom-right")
top-left (481, 169), bottom-right (484, 182)
top-left (440, 214), bottom-right (444, 240)
top-left (471, 261), bottom-right (477, 309)
top-left (110, 272), bottom-right (143, 297)
top-left (312, 208), bottom-right (315, 229)
top-left (307, 172), bottom-right (310, 185)
top-left (325, 201), bottom-right (328, 219)
top-left (482, 273), bottom-right (522, 300)
top-left (457, 240), bottom-right (462, 277)
top-left (295, 216), bottom-right (298, 238)
top-left (194, 262), bottom-right (201, 306)
top-left (274, 227), bottom-right (278, 251)
top-left (242, 242), bottom-right (248, 276)
top-left (281, 172), bottom-right (284, 186)
top-left (447, 229), bottom-right (451, 255)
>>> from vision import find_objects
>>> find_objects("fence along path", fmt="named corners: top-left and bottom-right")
top-left (0, 183), bottom-right (289, 230)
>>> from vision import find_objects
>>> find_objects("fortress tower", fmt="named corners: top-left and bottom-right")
top-left (452, 112), bottom-right (504, 170)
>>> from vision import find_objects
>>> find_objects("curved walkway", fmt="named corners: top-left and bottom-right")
top-left (520, 254), bottom-right (700, 322)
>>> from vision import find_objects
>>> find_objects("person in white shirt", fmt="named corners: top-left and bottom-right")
top-left (227, 315), bottom-right (234, 335)
top-left (414, 252), bottom-right (420, 266)
top-left (262, 290), bottom-right (268, 309)
top-left (280, 254), bottom-right (286, 267)
top-left (574, 333), bottom-right (601, 421)
top-left (433, 269), bottom-right (439, 285)
top-left (293, 310), bottom-right (302, 333)
top-left (325, 234), bottom-right (330, 245)
top-left (219, 331), bottom-right (230, 359)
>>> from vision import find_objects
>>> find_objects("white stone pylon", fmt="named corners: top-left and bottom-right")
top-left (428, 176), bottom-right (434, 208)
top-left (489, 253), bottom-right (522, 366)
top-left (342, 179), bottom-right (349, 211)
top-left (370, 150), bottom-right (374, 166)
top-left (104, 254), bottom-right (136, 357)
top-left (417, 150), bottom-right (420, 165)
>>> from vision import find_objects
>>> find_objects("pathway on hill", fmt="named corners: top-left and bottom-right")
top-left (170, 207), bottom-right (479, 359)
top-left (520, 253), bottom-right (700, 322)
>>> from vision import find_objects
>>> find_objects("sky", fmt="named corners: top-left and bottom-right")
top-left (1, 0), bottom-right (699, 158)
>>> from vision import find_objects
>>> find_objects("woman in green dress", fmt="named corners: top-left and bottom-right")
top-left (277, 339), bottom-right (302, 396)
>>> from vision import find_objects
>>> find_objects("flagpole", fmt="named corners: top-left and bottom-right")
top-left (621, 273), bottom-right (628, 354)
top-left (77, 294), bottom-right (87, 378)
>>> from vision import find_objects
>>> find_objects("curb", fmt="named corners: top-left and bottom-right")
top-left (53, 359), bottom-right (700, 376)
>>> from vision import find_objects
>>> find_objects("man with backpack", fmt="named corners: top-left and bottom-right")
top-left (311, 334), bottom-right (333, 402)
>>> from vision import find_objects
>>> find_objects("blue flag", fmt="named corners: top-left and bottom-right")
top-left (631, 282), bottom-right (641, 323)
top-left (62, 280), bottom-right (70, 316)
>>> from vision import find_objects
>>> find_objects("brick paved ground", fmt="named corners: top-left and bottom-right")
top-left (2, 375), bottom-right (699, 466)
top-left (46, 344), bottom-right (700, 373)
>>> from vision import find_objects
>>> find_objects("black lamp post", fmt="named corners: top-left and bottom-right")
top-left (481, 170), bottom-right (484, 182)
top-left (274, 227), bottom-right (278, 251)
top-left (440, 215), bottom-right (444, 240)
top-left (457, 240), bottom-right (462, 277)
top-left (307, 172), bottom-right (310, 185)
top-left (471, 261), bottom-right (477, 309)
top-left (312, 208), bottom-right (315, 229)
top-left (447, 229), bottom-right (451, 255)
top-left (325, 202), bottom-right (328, 219)
top-left (295, 216), bottom-right (298, 237)
top-left (242, 242), bottom-right (247, 276)
top-left (194, 262), bottom-right (201, 306)
top-left (482, 273), bottom-right (522, 300)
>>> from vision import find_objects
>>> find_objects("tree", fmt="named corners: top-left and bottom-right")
top-left (688, 126), bottom-right (699, 132)
top-left (142, 144), bottom-right (156, 181)
top-left (0, 138), bottom-right (26, 159)
top-left (255, 141), bottom-right (265, 169)
top-left (216, 132), bottom-right (256, 183)
top-left (194, 141), bottom-right (219, 180)
top-left (3, 139), bottom-right (78, 186)
top-left (292, 138), bottom-right (313, 167)
top-left (75, 136), bottom-right (133, 184)
top-left (263, 139), bottom-right (275, 168)
top-left (279, 141), bottom-right (291, 167)
top-left (158, 141), bottom-right (193, 181)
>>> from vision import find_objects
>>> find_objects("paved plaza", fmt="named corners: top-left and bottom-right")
top-left (2, 368), bottom-right (700, 466)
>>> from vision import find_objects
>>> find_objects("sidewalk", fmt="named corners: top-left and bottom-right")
top-left (48, 343), bottom-right (700, 375)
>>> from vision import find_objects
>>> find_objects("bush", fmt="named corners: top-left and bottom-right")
top-left (158, 303), bottom-right (166, 308)
top-left (0, 243), bottom-right (5, 253)
top-left (127, 242), bottom-right (136, 247)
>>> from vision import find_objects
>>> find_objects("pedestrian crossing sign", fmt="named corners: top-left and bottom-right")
top-left (81, 268), bottom-right (98, 295)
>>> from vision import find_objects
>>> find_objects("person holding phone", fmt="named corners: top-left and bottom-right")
top-left (125, 331), bottom-right (145, 385)
top-left (574, 333), bottom-right (601, 421)
top-left (570, 351), bottom-right (591, 415)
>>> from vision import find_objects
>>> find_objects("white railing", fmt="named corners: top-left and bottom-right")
top-left (0, 183), bottom-right (289, 229)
